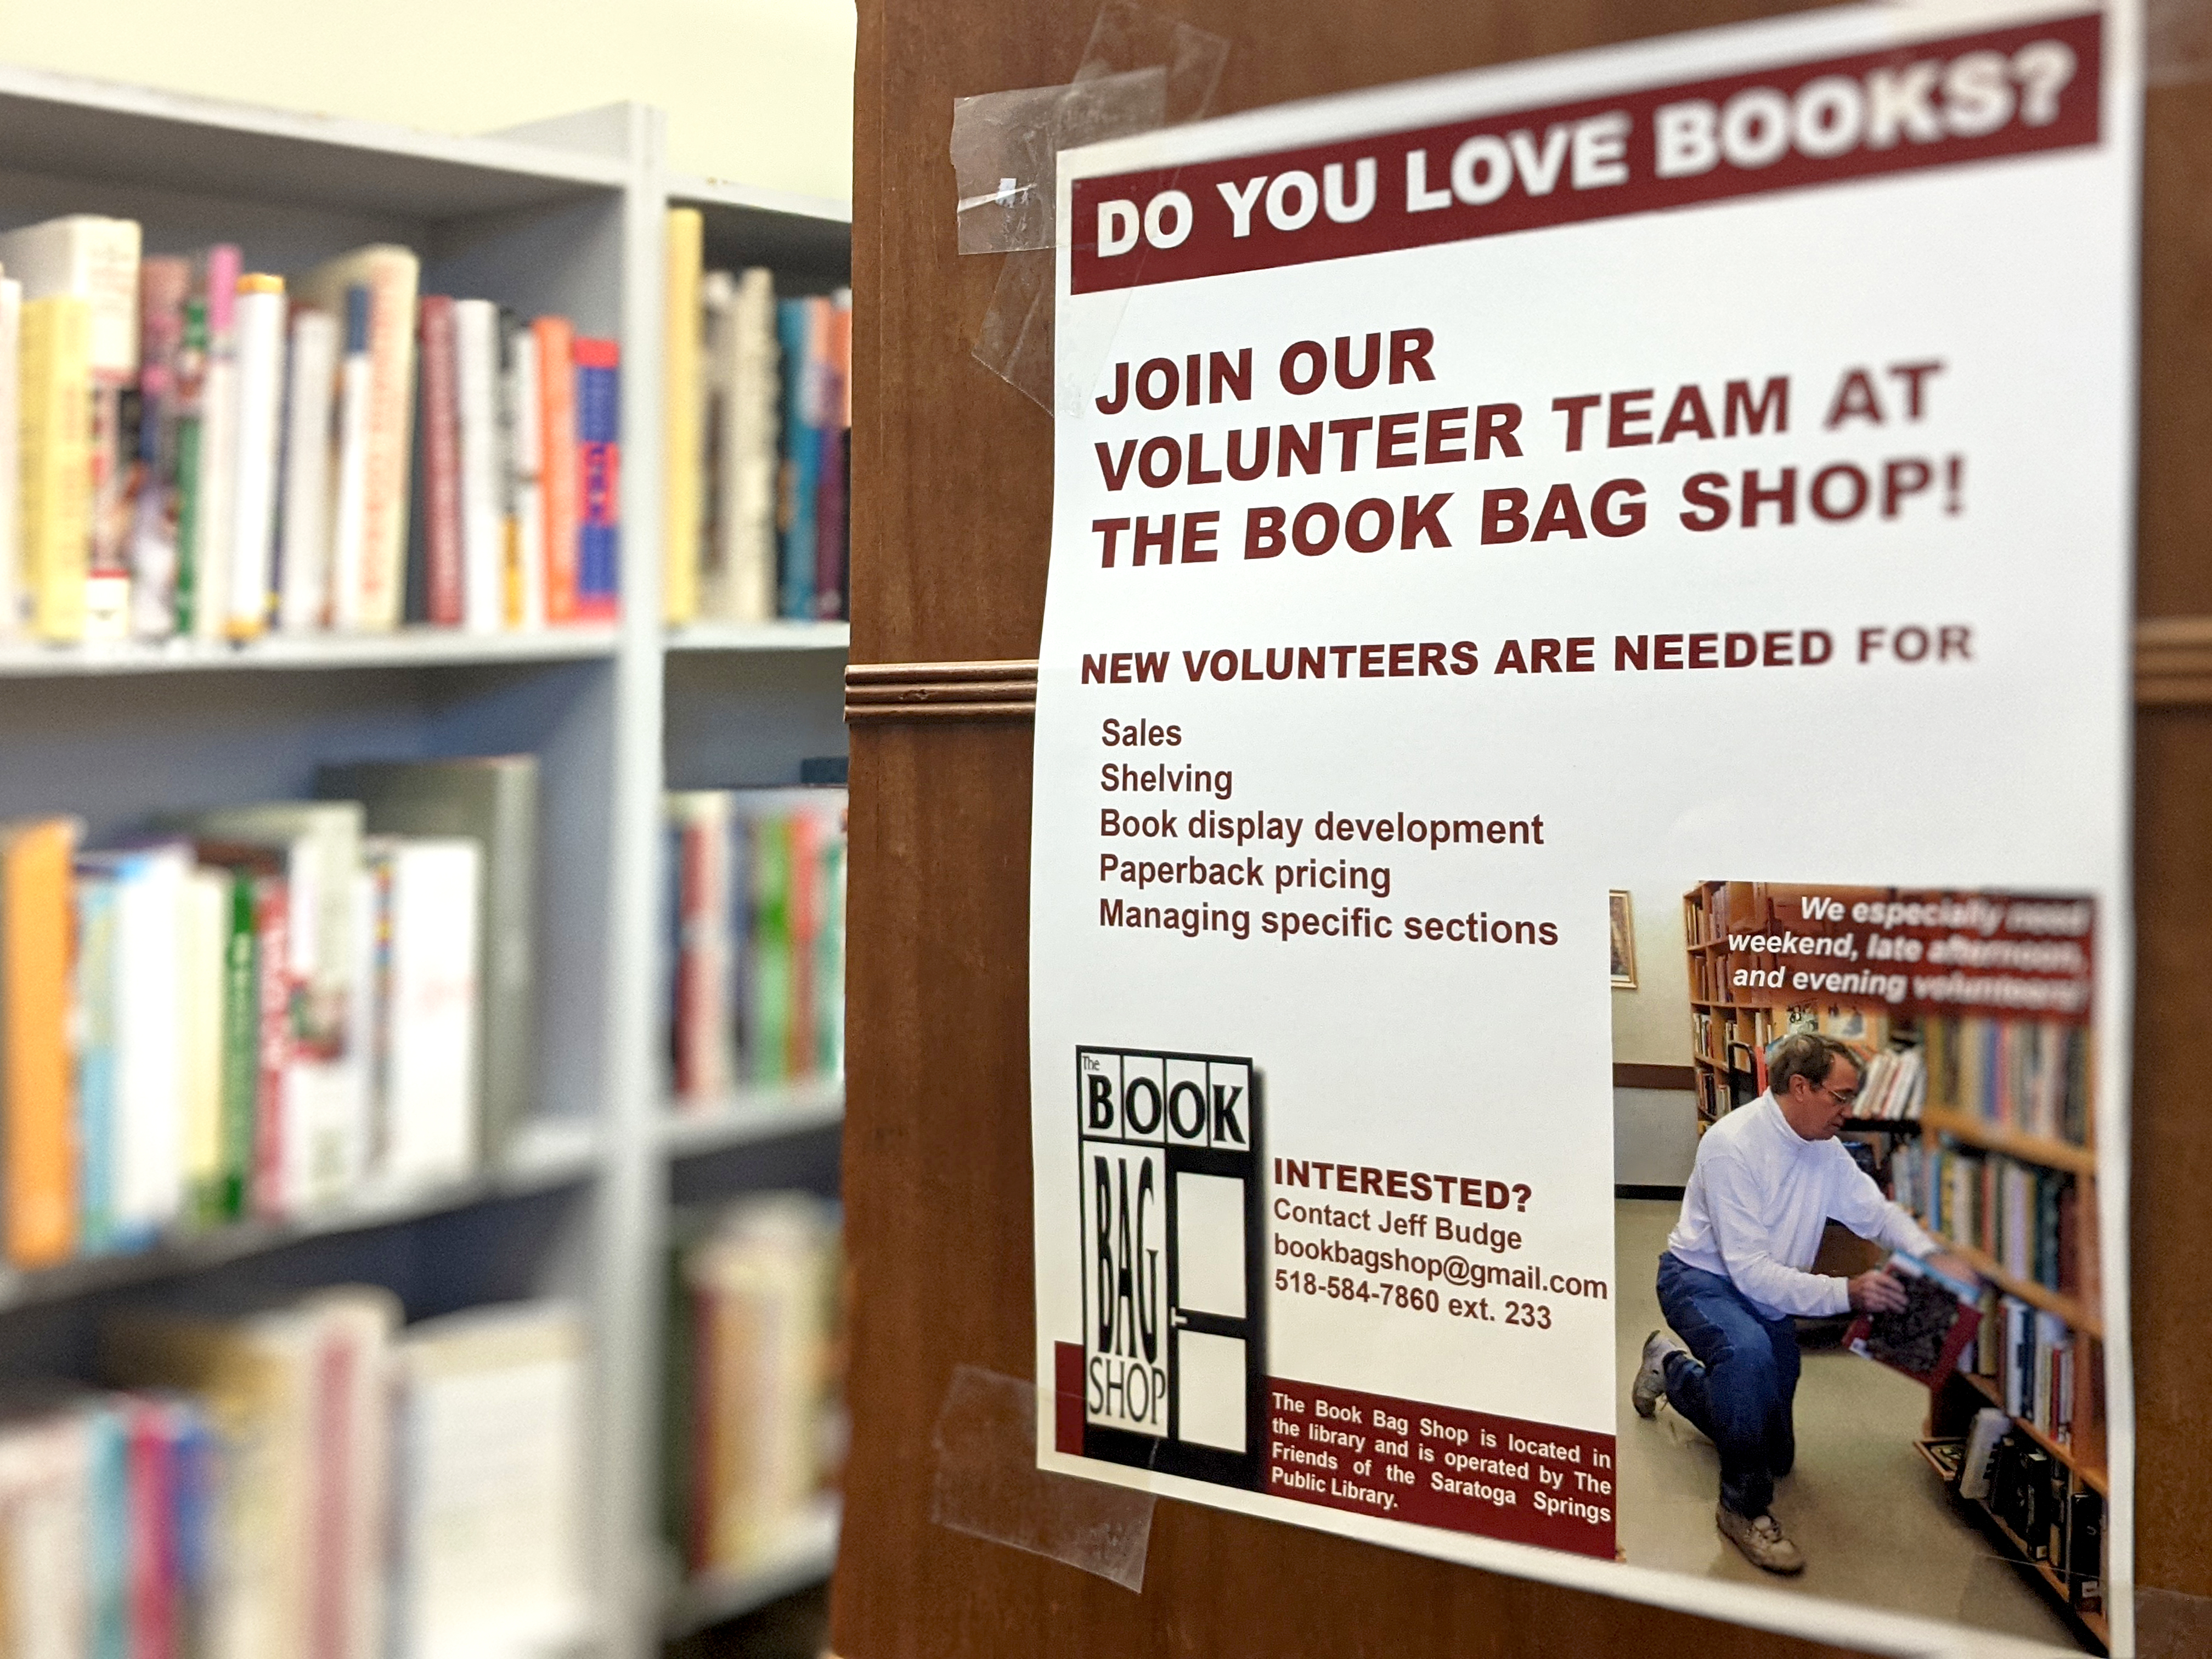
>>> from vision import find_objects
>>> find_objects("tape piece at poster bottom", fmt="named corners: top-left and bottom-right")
top-left (929, 1362), bottom-right (1157, 1591)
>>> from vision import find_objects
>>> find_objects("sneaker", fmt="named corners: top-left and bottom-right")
top-left (1716, 1505), bottom-right (1805, 1575)
top-left (1631, 1329), bottom-right (1681, 1419)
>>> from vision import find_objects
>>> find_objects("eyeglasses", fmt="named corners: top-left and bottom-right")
top-left (1811, 1079), bottom-right (1859, 1109)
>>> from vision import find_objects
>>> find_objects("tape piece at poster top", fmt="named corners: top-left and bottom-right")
top-left (961, 1), bottom-right (1231, 409)
top-left (951, 70), bottom-right (1169, 256)
top-left (2148, 0), bottom-right (2212, 83)
top-left (929, 1362), bottom-right (1156, 1591)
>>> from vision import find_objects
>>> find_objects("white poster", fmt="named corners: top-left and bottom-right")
top-left (1028, 4), bottom-right (2136, 1654)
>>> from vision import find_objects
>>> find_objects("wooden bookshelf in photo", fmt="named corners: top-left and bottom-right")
top-left (0, 70), bottom-right (849, 1659)
top-left (1681, 881), bottom-right (1788, 1132)
top-left (1905, 1015), bottom-right (2108, 1647)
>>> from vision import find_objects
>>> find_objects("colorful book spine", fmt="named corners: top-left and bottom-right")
top-left (251, 876), bottom-right (292, 1221)
top-left (188, 246), bottom-right (241, 642)
top-left (170, 298), bottom-right (210, 639)
top-left (4, 819), bottom-right (82, 1266)
top-left (275, 304), bottom-right (339, 633)
top-left (224, 273), bottom-right (287, 639)
top-left (664, 209), bottom-right (703, 626)
top-left (504, 314), bottom-right (546, 629)
top-left (453, 298), bottom-right (504, 633)
top-left (84, 1400), bottom-right (128, 1659)
top-left (573, 337), bottom-right (621, 622)
top-left (535, 317), bottom-right (579, 624)
top-left (217, 867), bottom-right (259, 1222)
top-left (129, 258), bottom-right (189, 639)
top-left (0, 276), bottom-right (20, 637)
top-left (814, 291), bottom-right (851, 620)
top-left (328, 287), bottom-right (374, 631)
top-left (775, 300), bottom-right (819, 619)
top-left (20, 294), bottom-right (94, 641)
top-left (75, 870), bottom-right (120, 1254)
top-left (416, 295), bottom-right (463, 627)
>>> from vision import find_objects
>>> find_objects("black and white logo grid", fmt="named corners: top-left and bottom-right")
top-left (1077, 1046), bottom-right (1266, 1490)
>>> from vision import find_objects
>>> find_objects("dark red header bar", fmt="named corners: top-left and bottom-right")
top-left (1071, 13), bottom-right (2101, 293)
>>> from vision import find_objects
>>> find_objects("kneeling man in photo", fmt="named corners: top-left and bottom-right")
top-left (1632, 1031), bottom-right (1973, 1573)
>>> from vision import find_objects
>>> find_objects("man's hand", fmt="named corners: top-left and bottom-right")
top-left (1848, 1267), bottom-right (1909, 1314)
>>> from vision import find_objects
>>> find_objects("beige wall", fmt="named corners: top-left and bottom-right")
top-left (1611, 883), bottom-right (1691, 1066)
top-left (0, 0), bottom-right (856, 202)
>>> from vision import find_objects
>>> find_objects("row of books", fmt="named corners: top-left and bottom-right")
top-left (0, 757), bottom-right (538, 1269)
top-left (664, 789), bottom-right (847, 1103)
top-left (0, 1292), bottom-right (587, 1659)
top-left (1893, 1140), bottom-right (2096, 1302)
top-left (0, 213), bottom-right (620, 644)
top-left (663, 210), bottom-right (851, 625)
top-left (1972, 1291), bottom-right (2093, 1453)
top-left (1922, 1014), bottom-right (2091, 1147)
top-left (1954, 1408), bottom-right (2104, 1614)
top-left (1848, 1044), bottom-right (1926, 1121)
top-left (1689, 1008), bottom-right (1780, 1080)
top-left (664, 1193), bottom-right (845, 1579)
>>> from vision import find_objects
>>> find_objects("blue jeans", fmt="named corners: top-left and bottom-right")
top-left (1654, 1251), bottom-right (1802, 1519)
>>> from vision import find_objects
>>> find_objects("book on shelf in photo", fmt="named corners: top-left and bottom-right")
top-left (1893, 1139), bottom-right (2095, 1302)
top-left (1923, 1014), bottom-right (2090, 1146)
top-left (1850, 1043), bottom-right (1926, 1122)
top-left (662, 209), bottom-right (847, 627)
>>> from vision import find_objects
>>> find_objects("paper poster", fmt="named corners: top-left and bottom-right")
top-left (1027, 3), bottom-right (2137, 1652)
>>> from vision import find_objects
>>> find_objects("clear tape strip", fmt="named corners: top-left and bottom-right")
top-left (961, 1), bottom-right (1233, 410)
top-left (2136, 1584), bottom-right (2212, 1657)
top-left (929, 1363), bottom-right (1156, 1592)
top-left (2149, 0), bottom-right (2212, 85)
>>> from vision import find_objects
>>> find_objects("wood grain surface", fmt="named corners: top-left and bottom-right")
top-left (838, 2), bottom-right (2212, 1652)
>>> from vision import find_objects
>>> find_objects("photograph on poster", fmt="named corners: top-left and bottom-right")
top-left (1611, 881), bottom-right (2107, 1650)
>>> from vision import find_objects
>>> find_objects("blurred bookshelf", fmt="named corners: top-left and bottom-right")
top-left (667, 619), bottom-right (850, 653)
top-left (663, 1076), bottom-right (848, 1158)
top-left (663, 1496), bottom-right (841, 1640)
top-left (0, 70), bottom-right (848, 1659)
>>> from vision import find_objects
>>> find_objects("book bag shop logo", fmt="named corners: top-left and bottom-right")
top-left (1077, 1046), bottom-right (1266, 1489)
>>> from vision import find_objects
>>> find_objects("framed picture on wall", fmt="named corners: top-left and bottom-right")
top-left (1609, 890), bottom-right (1636, 988)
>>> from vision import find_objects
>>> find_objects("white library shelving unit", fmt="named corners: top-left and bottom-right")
top-left (0, 70), bottom-right (850, 1658)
